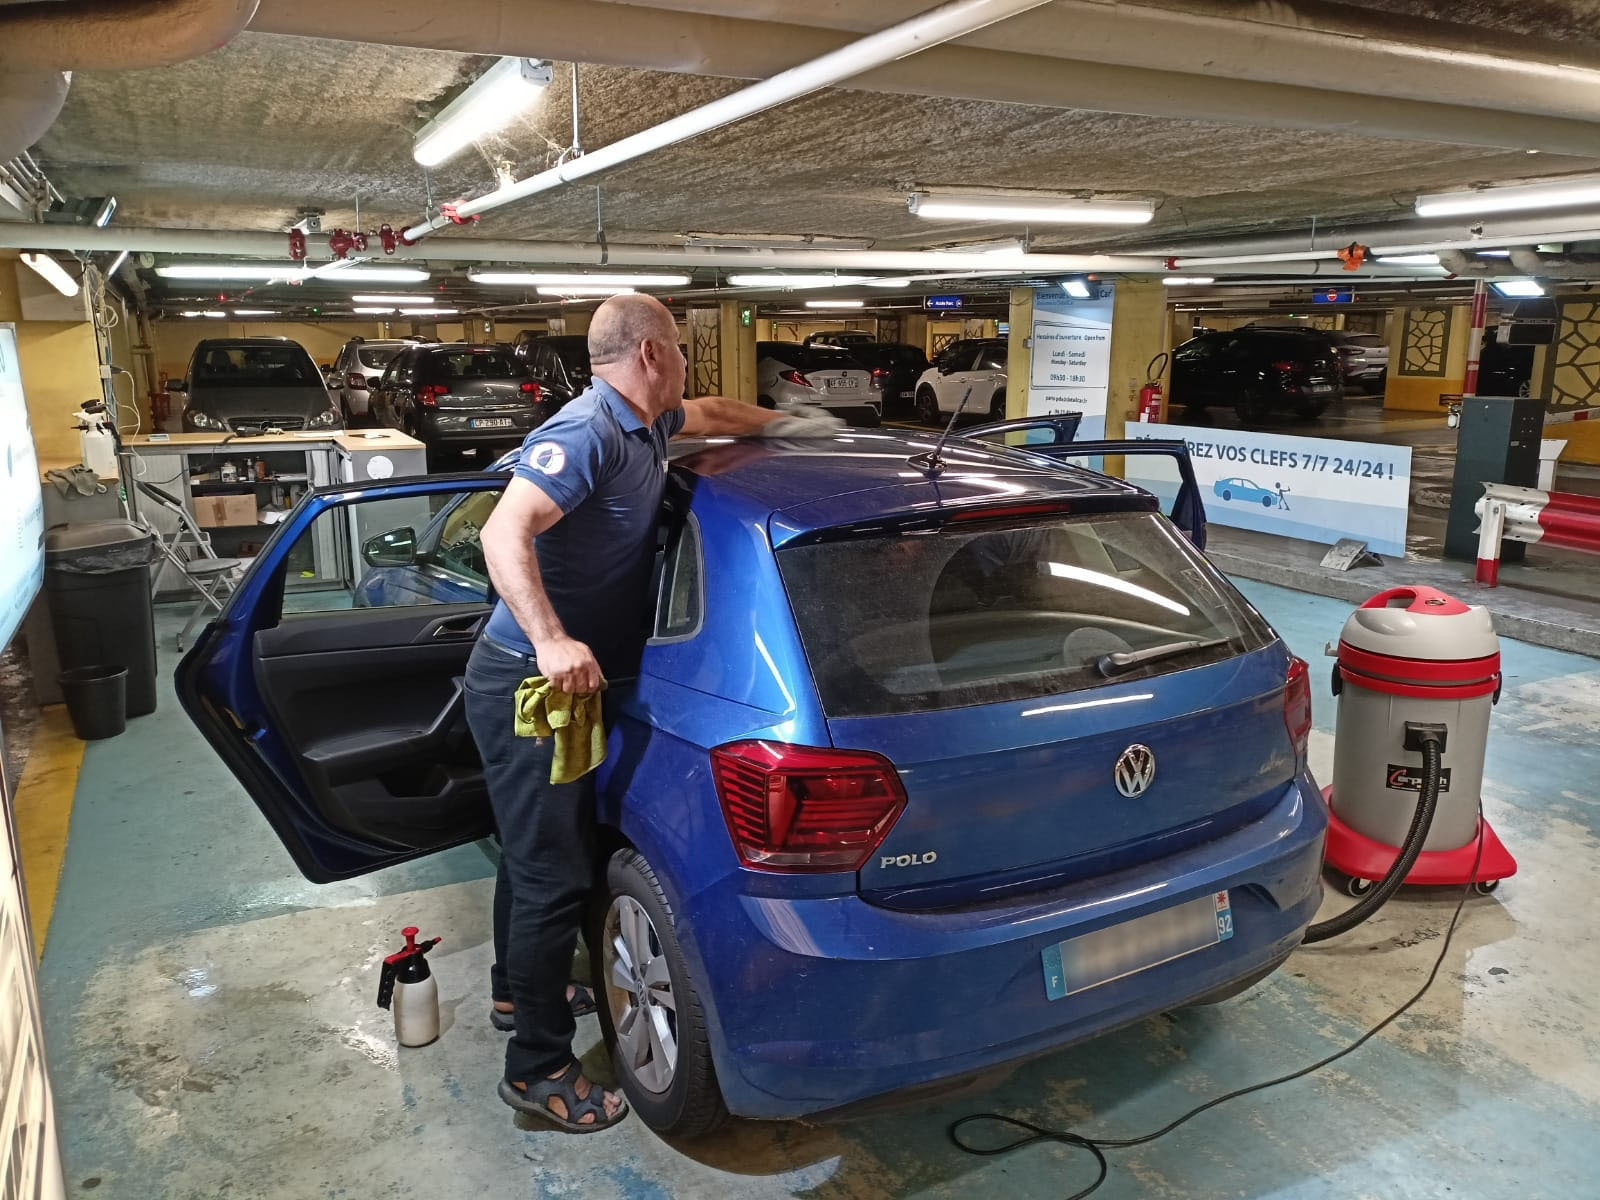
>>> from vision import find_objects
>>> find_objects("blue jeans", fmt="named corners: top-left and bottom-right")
top-left (464, 635), bottom-right (597, 1083)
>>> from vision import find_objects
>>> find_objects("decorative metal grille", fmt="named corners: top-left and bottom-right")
top-left (1400, 307), bottom-right (1451, 377)
top-left (688, 308), bottom-right (720, 398)
top-left (1552, 302), bottom-right (1600, 410)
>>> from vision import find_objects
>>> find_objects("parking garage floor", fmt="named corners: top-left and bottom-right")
top-left (10, 584), bottom-right (1596, 1199)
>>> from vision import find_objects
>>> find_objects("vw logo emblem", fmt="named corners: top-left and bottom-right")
top-left (1114, 744), bottom-right (1156, 798)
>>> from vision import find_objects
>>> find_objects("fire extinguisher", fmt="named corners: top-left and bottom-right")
top-left (1138, 352), bottom-right (1169, 423)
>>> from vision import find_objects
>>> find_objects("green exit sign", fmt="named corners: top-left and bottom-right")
top-left (740, 307), bottom-right (752, 327)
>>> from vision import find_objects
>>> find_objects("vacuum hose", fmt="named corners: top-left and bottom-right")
top-left (1303, 727), bottom-right (1444, 944)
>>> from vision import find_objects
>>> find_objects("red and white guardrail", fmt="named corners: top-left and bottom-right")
top-left (1544, 406), bottom-right (1600, 427)
top-left (1474, 483), bottom-right (1600, 586)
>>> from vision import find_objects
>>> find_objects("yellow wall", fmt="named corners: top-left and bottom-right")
top-left (1005, 289), bottom-right (1033, 419)
top-left (1385, 304), bottom-right (1468, 413)
top-left (717, 301), bottom-right (758, 403)
top-left (2, 254), bottom-right (106, 469)
top-left (151, 319), bottom-right (390, 382)
top-left (1106, 281), bottom-right (1171, 438)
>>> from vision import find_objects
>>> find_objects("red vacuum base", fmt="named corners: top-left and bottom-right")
top-left (1322, 786), bottom-right (1518, 886)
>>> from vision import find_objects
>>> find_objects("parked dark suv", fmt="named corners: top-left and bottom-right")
top-left (371, 343), bottom-right (551, 468)
top-left (1170, 327), bottom-right (1343, 423)
top-left (512, 333), bottom-right (593, 409)
top-left (840, 342), bottom-right (930, 418)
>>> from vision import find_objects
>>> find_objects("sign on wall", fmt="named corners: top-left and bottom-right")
top-left (0, 325), bottom-right (45, 650)
top-left (925, 295), bottom-right (964, 311)
top-left (1028, 284), bottom-right (1116, 438)
top-left (1124, 422), bottom-right (1412, 556)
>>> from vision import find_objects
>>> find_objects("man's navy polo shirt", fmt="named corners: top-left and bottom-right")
top-left (482, 379), bottom-right (685, 677)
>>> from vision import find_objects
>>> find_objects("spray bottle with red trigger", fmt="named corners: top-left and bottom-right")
top-left (377, 927), bottom-right (441, 1047)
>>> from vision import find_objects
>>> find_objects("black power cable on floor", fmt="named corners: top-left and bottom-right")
top-left (949, 814), bottom-right (1487, 1200)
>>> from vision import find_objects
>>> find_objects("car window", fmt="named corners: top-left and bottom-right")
top-left (1175, 336), bottom-right (1219, 362)
top-left (358, 346), bottom-right (402, 370)
top-left (653, 515), bottom-right (703, 640)
top-left (193, 344), bottom-right (321, 387)
top-left (777, 511), bottom-right (1271, 718)
top-left (424, 349), bottom-right (522, 380)
top-left (978, 347), bottom-right (1007, 371)
top-left (277, 488), bottom-right (503, 614)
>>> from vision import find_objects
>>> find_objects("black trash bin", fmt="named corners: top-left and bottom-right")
top-left (57, 665), bottom-right (129, 740)
top-left (44, 520), bottom-right (158, 718)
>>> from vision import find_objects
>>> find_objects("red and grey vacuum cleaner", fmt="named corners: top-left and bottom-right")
top-left (1304, 587), bottom-right (1516, 942)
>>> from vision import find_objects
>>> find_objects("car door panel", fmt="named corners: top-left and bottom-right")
top-left (177, 474), bottom-right (505, 882)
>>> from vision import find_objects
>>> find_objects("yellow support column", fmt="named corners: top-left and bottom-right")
top-left (719, 301), bottom-right (757, 402)
top-left (1385, 304), bottom-right (1468, 413)
top-left (1006, 289), bottom-right (1033, 419)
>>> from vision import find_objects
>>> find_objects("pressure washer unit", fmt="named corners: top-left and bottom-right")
top-left (1323, 586), bottom-right (1517, 901)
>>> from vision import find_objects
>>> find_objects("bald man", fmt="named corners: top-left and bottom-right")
top-left (466, 295), bottom-right (792, 1131)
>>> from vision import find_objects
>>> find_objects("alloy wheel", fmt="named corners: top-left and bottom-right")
top-left (602, 894), bottom-right (679, 1095)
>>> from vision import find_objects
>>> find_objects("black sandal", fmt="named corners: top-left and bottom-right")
top-left (490, 983), bottom-right (597, 1031)
top-left (497, 1061), bottom-right (629, 1133)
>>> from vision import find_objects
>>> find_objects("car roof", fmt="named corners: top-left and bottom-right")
top-left (669, 429), bottom-right (1151, 547)
top-left (194, 337), bottom-right (306, 348)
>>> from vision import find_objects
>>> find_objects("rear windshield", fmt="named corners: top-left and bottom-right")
top-left (424, 349), bottom-right (523, 380)
top-left (778, 512), bottom-right (1272, 718)
top-left (547, 338), bottom-right (592, 385)
top-left (358, 346), bottom-right (403, 370)
top-left (193, 344), bottom-right (320, 387)
top-left (1340, 334), bottom-right (1385, 348)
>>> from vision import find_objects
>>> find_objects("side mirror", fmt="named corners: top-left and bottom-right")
top-left (362, 526), bottom-right (418, 568)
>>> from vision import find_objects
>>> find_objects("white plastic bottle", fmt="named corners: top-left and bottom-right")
top-left (377, 926), bottom-right (441, 1048)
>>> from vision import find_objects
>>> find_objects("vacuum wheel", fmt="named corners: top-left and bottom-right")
top-left (1472, 879), bottom-right (1500, 896)
top-left (1344, 875), bottom-right (1375, 898)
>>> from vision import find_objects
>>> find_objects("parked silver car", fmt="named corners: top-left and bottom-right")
top-left (756, 341), bottom-right (881, 425)
top-left (1331, 332), bottom-right (1389, 394)
top-left (331, 337), bottom-right (427, 423)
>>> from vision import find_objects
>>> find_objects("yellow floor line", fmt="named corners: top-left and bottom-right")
top-left (12, 705), bottom-right (83, 961)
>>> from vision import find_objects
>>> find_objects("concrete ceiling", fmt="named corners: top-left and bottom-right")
top-left (22, 0), bottom-right (1600, 273)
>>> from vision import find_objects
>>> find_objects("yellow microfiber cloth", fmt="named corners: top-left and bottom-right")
top-left (513, 676), bottom-right (607, 784)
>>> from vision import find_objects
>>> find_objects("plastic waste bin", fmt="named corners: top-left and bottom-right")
top-left (57, 665), bottom-right (128, 740)
top-left (44, 520), bottom-right (158, 718)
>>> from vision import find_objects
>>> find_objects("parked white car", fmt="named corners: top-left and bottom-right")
top-left (756, 342), bottom-right (882, 426)
top-left (914, 339), bottom-right (1008, 424)
top-left (331, 337), bottom-right (428, 423)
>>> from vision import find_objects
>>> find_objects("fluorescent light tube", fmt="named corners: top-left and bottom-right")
top-left (726, 273), bottom-right (872, 289)
top-left (469, 271), bottom-right (690, 287)
top-left (413, 57), bottom-right (553, 168)
top-left (156, 264), bottom-right (430, 283)
top-left (1476, 250), bottom-right (1513, 258)
top-left (1375, 254), bottom-right (1441, 266)
top-left (401, 307), bottom-right (459, 315)
top-left (1415, 176), bottom-right (1600, 218)
top-left (92, 196), bottom-right (117, 228)
top-left (1061, 280), bottom-right (1092, 298)
top-left (353, 306), bottom-right (397, 314)
top-left (230, 309), bottom-right (275, 316)
top-left (351, 293), bottom-right (433, 303)
top-left (1161, 276), bottom-right (1215, 286)
top-left (20, 252), bottom-right (79, 297)
top-left (106, 250), bottom-right (130, 276)
top-left (805, 299), bottom-right (864, 308)
top-left (908, 192), bottom-right (1154, 226)
top-left (1492, 279), bottom-right (1545, 297)
top-left (182, 310), bottom-right (227, 318)
top-left (535, 286), bottom-right (636, 297)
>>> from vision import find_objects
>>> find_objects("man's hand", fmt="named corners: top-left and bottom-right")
top-left (535, 634), bottom-right (603, 695)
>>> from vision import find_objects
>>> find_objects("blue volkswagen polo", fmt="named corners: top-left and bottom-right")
top-left (178, 424), bottom-right (1326, 1137)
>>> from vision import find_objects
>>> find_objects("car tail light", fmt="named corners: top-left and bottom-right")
top-left (778, 369), bottom-right (813, 388)
top-left (710, 741), bottom-right (907, 872)
top-left (417, 384), bottom-right (449, 407)
top-left (345, 372), bottom-right (366, 390)
top-left (1284, 657), bottom-right (1312, 760)
top-left (1270, 359), bottom-right (1298, 374)
top-left (870, 368), bottom-right (888, 389)
top-left (520, 380), bottom-right (541, 398)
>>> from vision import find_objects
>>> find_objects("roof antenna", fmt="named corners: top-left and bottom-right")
top-left (909, 385), bottom-right (973, 474)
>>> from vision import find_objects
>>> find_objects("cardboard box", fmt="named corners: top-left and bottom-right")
top-left (192, 494), bottom-right (258, 528)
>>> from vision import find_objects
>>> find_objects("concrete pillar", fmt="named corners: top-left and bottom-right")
top-left (1105, 280), bottom-right (1170, 450)
top-left (1384, 303), bottom-right (1469, 413)
top-left (1005, 288), bottom-right (1033, 419)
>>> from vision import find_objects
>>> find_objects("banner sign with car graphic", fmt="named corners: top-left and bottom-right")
top-left (0, 325), bottom-right (45, 650)
top-left (1028, 283), bottom-right (1116, 437)
top-left (1122, 422), bottom-right (1412, 555)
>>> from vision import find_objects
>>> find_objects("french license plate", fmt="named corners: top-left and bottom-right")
top-left (1041, 890), bottom-right (1233, 1001)
top-left (901, 389), bottom-right (916, 399)
top-left (822, 376), bottom-right (858, 390)
top-left (470, 417), bottom-right (515, 429)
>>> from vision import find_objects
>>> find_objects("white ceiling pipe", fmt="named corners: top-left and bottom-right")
top-left (0, 0), bottom-right (258, 70)
top-left (400, 0), bottom-right (1055, 242)
top-left (251, 0), bottom-right (1600, 156)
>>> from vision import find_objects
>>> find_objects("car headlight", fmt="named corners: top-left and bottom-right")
top-left (309, 406), bottom-right (340, 428)
top-left (187, 410), bottom-right (226, 431)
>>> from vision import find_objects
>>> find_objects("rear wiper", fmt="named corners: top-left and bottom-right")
top-left (1095, 637), bottom-right (1233, 677)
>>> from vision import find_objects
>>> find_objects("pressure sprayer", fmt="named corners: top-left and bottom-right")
top-left (1303, 586), bottom-right (1517, 943)
top-left (377, 926), bottom-right (441, 1047)
top-left (73, 400), bottom-right (118, 478)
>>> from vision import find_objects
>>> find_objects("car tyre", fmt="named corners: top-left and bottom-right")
top-left (916, 387), bottom-right (940, 426)
top-left (1298, 401), bottom-right (1329, 419)
top-left (1234, 390), bottom-right (1270, 425)
top-left (591, 849), bottom-right (727, 1139)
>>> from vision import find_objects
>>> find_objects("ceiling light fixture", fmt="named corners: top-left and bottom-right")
top-left (535, 286), bottom-right (637, 297)
top-left (106, 249), bottom-right (130, 276)
top-left (1414, 176), bottom-right (1600, 218)
top-left (726, 273), bottom-right (872, 289)
top-left (908, 191), bottom-right (1154, 226)
top-left (181, 310), bottom-right (227, 319)
top-left (156, 264), bottom-right (430, 283)
top-left (401, 307), bottom-right (459, 315)
top-left (230, 309), bottom-right (275, 316)
top-left (1061, 279), bottom-right (1092, 298)
top-left (1375, 254), bottom-right (1442, 266)
top-left (413, 57), bottom-right (554, 168)
top-left (1491, 279), bottom-right (1545, 297)
top-left (805, 299), bottom-right (865, 308)
top-left (20, 252), bottom-right (79, 297)
top-left (354, 306), bottom-right (397, 314)
top-left (863, 277), bottom-right (912, 288)
top-left (92, 195), bottom-right (117, 228)
top-left (1161, 276), bottom-right (1215, 286)
top-left (1476, 250), bottom-right (1513, 258)
top-left (468, 270), bottom-right (690, 287)
top-left (351, 293), bottom-right (433, 304)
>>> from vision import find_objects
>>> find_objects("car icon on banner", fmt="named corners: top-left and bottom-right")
top-left (1214, 477), bottom-right (1290, 509)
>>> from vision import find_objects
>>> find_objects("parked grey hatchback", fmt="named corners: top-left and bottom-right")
top-left (175, 338), bottom-right (342, 435)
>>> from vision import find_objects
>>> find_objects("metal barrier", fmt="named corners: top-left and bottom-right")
top-left (1473, 483), bottom-right (1600, 586)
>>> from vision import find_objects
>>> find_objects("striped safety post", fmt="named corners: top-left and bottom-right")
top-left (1473, 483), bottom-right (1600, 586)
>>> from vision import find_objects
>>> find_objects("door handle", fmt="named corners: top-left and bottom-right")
top-left (425, 614), bottom-right (485, 641)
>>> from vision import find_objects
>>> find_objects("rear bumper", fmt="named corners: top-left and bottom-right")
top-left (688, 772), bottom-right (1327, 1120)
top-left (416, 409), bottom-right (543, 445)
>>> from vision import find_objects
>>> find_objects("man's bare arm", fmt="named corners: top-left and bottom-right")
top-left (479, 476), bottom-right (601, 693)
top-left (677, 396), bottom-right (783, 437)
